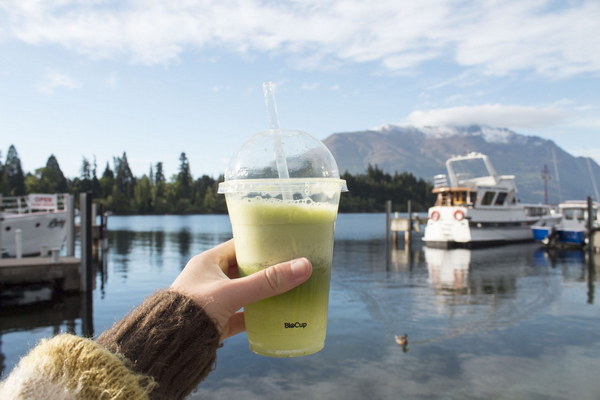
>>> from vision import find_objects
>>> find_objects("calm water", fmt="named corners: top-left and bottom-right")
top-left (1, 214), bottom-right (599, 399)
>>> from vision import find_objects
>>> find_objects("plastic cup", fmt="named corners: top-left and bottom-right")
top-left (218, 129), bottom-right (347, 357)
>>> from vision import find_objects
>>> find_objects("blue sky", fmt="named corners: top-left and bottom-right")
top-left (0, 0), bottom-right (599, 180)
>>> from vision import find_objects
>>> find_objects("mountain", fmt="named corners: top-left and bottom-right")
top-left (322, 124), bottom-right (600, 204)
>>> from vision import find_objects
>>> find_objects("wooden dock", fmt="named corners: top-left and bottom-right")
top-left (0, 256), bottom-right (81, 292)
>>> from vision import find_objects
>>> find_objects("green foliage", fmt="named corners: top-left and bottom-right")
top-left (1, 147), bottom-right (433, 214)
top-left (339, 164), bottom-right (434, 212)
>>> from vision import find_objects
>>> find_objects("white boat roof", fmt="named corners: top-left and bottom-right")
top-left (445, 152), bottom-right (516, 191)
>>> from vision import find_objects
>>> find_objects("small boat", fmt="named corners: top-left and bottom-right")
top-left (0, 194), bottom-right (69, 257)
top-left (531, 200), bottom-right (599, 247)
top-left (423, 152), bottom-right (558, 248)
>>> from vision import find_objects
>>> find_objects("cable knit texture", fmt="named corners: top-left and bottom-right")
top-left (0, 334), bottom-right (156, 400)
top-left (97, 289), bottom-right (221, 400)
top-left (0, 289), bottom-right (221, 400)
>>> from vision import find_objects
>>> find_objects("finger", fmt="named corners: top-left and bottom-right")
top-left (222, 258), bottom-right (312, 312)
top-left (205, 239), bottom-right (237, 274)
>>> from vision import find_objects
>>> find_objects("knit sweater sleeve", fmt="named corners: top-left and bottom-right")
top-left (0, 290), bottom-right (221, 400)
top-left (96, 289), bottom-right (222, 400)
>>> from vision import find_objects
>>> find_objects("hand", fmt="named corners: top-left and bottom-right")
top-left (170, 239), bottom-right (312, 340)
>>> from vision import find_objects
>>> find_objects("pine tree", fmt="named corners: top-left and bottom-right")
top-left (41, 155), bottom-right (68, 193)
top-left (176, 152), bottom-right (193, 200)
top-left (0, 150), bottom-right (6, 194)
top-left (4, 145), bottom-right (26, 196)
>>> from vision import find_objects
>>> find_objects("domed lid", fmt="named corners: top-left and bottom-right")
top-left (219, 129), bottom-right (347, 193)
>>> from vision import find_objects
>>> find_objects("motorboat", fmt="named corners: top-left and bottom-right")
top-left (531, 200), bottom-right (599, 247)
top-left (0, 193), bottom-right (69, 257)
top-left (422, 152), bottom-right (558, 248)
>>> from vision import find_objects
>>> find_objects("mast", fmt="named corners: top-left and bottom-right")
top-left (541, 164), bottom-right (551, 204)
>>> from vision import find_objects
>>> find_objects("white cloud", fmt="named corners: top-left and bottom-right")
top-left (406, 104), bottom-right (569, 129)
top-left (36, 70), bottom-right (80, 94)
top-left (1, 0), bottom-right (598, 77)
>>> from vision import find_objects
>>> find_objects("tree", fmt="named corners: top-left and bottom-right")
top-left (0, 150), bottom-right (5, 194)
top-left (99, 162), bottom-right (115, 199)
top-left (134, 175), bottom-right (153, 213)
top-left (4, 145), bottom-right (26, 196)
top-left (40, 155), bottom-right (68, 193)
top-left (111, 152), bottom-right (136, 212)
top-left (176, 152), bottom-right (193, 200)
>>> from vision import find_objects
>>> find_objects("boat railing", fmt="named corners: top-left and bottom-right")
top-left (433, 174), bottom-right (449, 188)
top-left (0, 193), bottom-right (68, 214)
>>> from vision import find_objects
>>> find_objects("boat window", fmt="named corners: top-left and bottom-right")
top-left (481, 191), bottom-right (495, 206)
top-left (494, 192), bottom-right (507, 205)
top-left (563, 209), bottom-right (579, 220)
top-left (454, 191), bottom-right (467, 205)
top-left (470, 192), bottom-right (477, 205)
top-left (526, 207), bottom-right (550, 217)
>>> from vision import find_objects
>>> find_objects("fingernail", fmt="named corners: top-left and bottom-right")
top-left (290, 257), bottom-right (310, 277)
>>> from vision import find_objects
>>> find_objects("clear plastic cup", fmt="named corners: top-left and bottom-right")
top-left (218, 129), bottom-right (347, 357)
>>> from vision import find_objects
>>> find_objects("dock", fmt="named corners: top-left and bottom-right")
top-left (0, 256), bottom-right (81, 291)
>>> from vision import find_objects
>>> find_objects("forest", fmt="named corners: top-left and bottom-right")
top-left (0, 145), bottom-right (434, 214)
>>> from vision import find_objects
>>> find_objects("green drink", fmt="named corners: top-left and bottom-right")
top-left (218, 128), bottom-right (347, 357)
top-left (228, 196), bottom-right (338, 357)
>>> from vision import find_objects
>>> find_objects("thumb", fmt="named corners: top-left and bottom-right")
top-left (224, 257), bottom-right (312, 311)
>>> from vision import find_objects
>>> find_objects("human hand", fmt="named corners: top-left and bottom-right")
top-left (170, 239), bottom-right (312, 340)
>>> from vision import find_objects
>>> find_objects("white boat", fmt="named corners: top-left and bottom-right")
top-left (422, 153), bottom-right (557, 248)
top-left (0, 194), bottom-right (69, 257)
top-left (531, 200), bottom-right (599, 247)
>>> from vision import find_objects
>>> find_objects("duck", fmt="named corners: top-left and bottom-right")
top-left (394, 334), bottom-right (408, 346)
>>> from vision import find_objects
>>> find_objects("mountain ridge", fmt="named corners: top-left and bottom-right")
top-left (322, 125), bottom-right (600, 204)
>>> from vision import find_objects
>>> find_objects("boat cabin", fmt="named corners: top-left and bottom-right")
top-left (433, 187), bottom-right (516, 208)
top-left (559, 201), bottom-right (599, 222)
top-left (433, 187), bottom-right (477, 207)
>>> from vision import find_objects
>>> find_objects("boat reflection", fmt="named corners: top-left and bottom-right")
top-left (0, 292), bottom-right (93, 377)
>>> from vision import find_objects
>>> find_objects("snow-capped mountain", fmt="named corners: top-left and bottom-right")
top-left (323, 124), bottom-right (598, 203)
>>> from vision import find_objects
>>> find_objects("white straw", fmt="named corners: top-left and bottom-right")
top-left (263, 82), bottom-right (290, 180)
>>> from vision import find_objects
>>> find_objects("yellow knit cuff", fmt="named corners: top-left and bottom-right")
top-left (9, 333), bottom-right (156, 400)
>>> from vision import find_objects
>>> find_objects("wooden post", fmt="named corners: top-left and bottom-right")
top-left (385, 200), bottom-right (392, 270)
top-left (405, 200), bottom-right (413, 245)
top-left (80, 192), bottom-right (94, 337)
top-left (66, 194), bottom-right (75, 257)
top-left (385, 200), bottom-right (392, 245)
top-left (80, 193), bottom-right (93, 292)
top-left (587, 196), bottom-right (594, 243)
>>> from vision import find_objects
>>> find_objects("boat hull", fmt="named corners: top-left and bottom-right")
top-left (423, 206), bottom-right (540, 248)
top-left (0, 211), bottom-right (68, 257)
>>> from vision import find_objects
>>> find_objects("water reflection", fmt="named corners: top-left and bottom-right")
top-left (534, 247), bottom-right (599, 304)
top-left (0, 293), bottom-right (92, 376)
top-left (418, 245), bottom-right (564, 341)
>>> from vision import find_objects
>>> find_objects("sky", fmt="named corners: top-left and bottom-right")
top-left (0, 0), bottom-right (599, 180)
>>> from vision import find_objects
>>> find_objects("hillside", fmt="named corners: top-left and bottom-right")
top-left (323, 125), bottom-right (600, 204)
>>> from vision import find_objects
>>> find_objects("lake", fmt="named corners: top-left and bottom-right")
top-left (1, 214), bottom-right (599, 399)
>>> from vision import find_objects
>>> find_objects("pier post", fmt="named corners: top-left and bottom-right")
top-left (66, 194), bottom-right (75, 257)
top-left (405, 200), bottom-right (413, 246)
top-left (80, 192), bottom-right (95, 337)
top-left (15, 229), bottom-right (22, 259)
top-left (386, 200), bottom-right (392, 245)
top-left (80, 193), bottom-right (93, 292)
top-left (385, 200), bottom-right (392, 270)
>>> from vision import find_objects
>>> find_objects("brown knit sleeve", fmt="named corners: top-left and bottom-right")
top-left (96, 289), bottom-right (221, 400)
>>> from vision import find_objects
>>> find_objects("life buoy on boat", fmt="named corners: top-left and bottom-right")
top-left (453, 210), bottom-right (465, 221)
top-left (430, 211), bottom-right (440, 221)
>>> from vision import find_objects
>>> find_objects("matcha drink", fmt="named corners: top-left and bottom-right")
top-left (227, 196), bottom-right (339, 357)
top-left (218, 125), bottom-right (347, 357)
